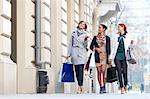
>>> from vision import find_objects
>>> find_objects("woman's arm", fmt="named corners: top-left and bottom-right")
top-left (107, 36), bottom-right (111, 55)
top-left (90, 36), bottom-right (96, 51)
top-left (83, 36), bottom-right (89, 49)
top-left (67, 33), bottom-right (73, 58)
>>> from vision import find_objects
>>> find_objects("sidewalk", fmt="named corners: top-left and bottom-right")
top-left (0, 93), bottom-right (149, 99)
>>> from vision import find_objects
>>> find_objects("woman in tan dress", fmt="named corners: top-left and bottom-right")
top-left (90, 24), bottom-right (111, 93)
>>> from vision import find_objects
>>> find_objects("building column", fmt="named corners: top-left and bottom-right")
top-left (0, 0), bottom-right (16, 94)
top-left (79, 0), bottom-right (85, 21)
top-left (51, 0), bottom-right (64, 93)
top-left (92, 8), bottom-right (99, 35)
top-left (17, 0), bottom-right (36, 93)
top-left (41, 0), bottom-right (55, 93)
top-left (64, 0), bottom-right (77, 94)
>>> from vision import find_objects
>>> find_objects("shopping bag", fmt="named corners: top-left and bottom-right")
top-left (58, 63), bottom-right (63, 83)
top-left (58, 63), bottom-right (75, 82)
top-left (89, 51), bottom-right (96, 68)
top-left (106, 66), bottom-right (118, 83)
top-left (85, 53), bottom-right (92, 71)
top-left (126, 48), bottom-right (136, 64)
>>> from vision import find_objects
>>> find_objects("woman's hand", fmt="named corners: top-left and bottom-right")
top-left (84, 36), bottom-right (89, 41)
top-left (95, 48), bottom-right (102, 53)
top-left (108, 59), bottom-right (112, 65)
top-left (65, 56), bottom-right (70, 60)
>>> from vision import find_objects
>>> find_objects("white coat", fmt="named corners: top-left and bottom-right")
top-left (109, 33), bottom-right (131, 65)
top-left (68, 29), bottom-right (88, 65)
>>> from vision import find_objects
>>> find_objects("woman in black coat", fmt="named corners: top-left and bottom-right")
top-left (90, 24), bottom-right (111, 93)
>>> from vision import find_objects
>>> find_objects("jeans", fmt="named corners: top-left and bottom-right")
top-left (74, 64), bottom-right (84, 86)
top-left (114, 58), bottom-right (128, 88)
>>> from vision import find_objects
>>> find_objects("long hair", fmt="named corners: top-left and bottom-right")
top-left (118, 23), bottom-right (128, 34)
top-left (77, 21), bottom-right (87, 31)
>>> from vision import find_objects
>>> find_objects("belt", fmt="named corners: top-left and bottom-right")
top-left (72, 46), bottom-right (80, 48)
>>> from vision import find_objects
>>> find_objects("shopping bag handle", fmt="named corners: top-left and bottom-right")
top-left (64, 57), bottom-right (72, 64)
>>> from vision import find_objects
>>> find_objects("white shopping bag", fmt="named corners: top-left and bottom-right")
top-left (58, 64), bottom-right (63, 83)
top-left (89, 51), bottom-right (96, 68)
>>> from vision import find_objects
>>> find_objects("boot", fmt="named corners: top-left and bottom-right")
top-left (103, 86), bottom-right (106, 93)
top-left (100, 87), bottom-right (103, 94)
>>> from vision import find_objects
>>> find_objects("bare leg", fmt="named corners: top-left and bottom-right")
top-left (97, 66), bottom-right (102, 87)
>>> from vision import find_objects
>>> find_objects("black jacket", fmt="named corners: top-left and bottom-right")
top-left (90, 36), bottom-right (111, 64)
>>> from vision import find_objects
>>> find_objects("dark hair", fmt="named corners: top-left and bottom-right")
top-left (118, 23), bottom-right (128, 34)
top-left (100, 24), bottom-right (107, 31)
top-left (77, 21), bottom-right (87, 31)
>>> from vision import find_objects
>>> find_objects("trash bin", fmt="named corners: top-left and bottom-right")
top-left (37, 71), bottom-right (49, 93)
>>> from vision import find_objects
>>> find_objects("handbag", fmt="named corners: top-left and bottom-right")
top-left (85, 53), bottom-right (92, 71)
top-left (89, 51), bottom-right (96, 68)
top-left (126, 47), bottom-right (136, 64)
top-left (58, 63), bottom-right (75, 82)
top-left (106, 66), bottom-right (118, 83)
top-left (85, 51), bottom-right (96, 71)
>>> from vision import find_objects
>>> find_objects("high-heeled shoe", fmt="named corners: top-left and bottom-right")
top-left (121, 88), bottom-right (125, 94)
top-left (77, 87), bottom-right (82, 94)
top-left (80, 87), bottom-right (83, 93)
top-left (124, 86), bottom-right (128, 93)
top-left (77, 90), bottom-right (81, 94)
top-left (100, 86), bottom-right (106, 94)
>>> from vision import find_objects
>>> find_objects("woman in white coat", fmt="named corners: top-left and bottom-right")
top-left (66, 21), bottom-right (89, 94)
top-left (109, 23), bottom-right (130, 94)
